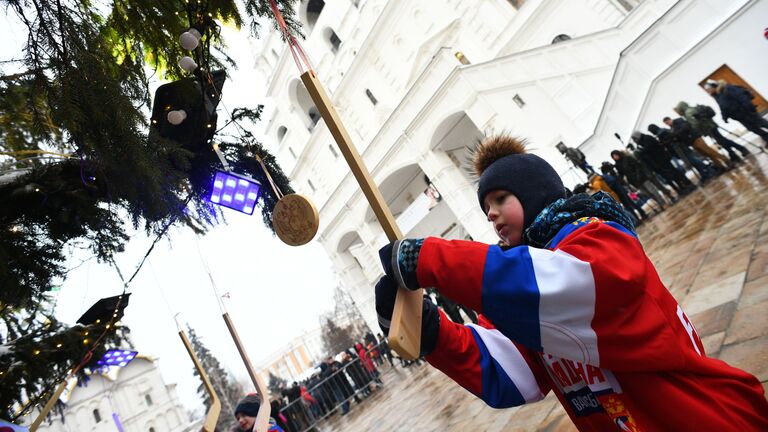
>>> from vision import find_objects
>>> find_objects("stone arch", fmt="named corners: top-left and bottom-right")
top-left (299, 0), bottom-right (325, 35)
top-left (335, 230), bottom-right (375, 319)
top-left (323, 27), bottom-right (342, 53)
top-left (552, 34), bottom-right (572, 44)
top-left (364, 164), bottom-right (426, 223)
top-left (429, 112), bottom-right (484, 181)
top-left (277, 125), bottom-right (288, 142)
top-left (288, 79), bottom-right (321, 130)
top-left (337, 231), bottom-right (363, 253)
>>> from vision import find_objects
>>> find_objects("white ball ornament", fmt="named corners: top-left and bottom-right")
top-left (179, 31), bottom-right (200, 50)
top-left (167, 110), bottom-right (187, 125)
top-left (178, 56), bottom-right (198, 73)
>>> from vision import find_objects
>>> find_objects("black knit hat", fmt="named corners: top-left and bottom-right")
top-left (474, 135), bottom-right (566, 230)
top-left (234, 393), bottom-right (260, 417)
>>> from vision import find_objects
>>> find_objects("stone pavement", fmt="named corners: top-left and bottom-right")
top-left (320, 149), bottom-right (768, 432)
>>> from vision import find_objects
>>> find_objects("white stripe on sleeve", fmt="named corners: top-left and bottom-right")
top-left (528, 248), bottom-right (600, 366)
top-left (467, 324), bottom-right (544, 403)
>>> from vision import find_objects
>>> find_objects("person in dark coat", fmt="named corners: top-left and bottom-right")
top-left (649, 123), bottom-right (714, 182)
top-left (556, 142), bottom-right (594, 175)
top-left (342, 351), bottom-right (370, 397)
top-left (599, 162), bottom-right (646, 222)
top-left (706, 80), bottom-right (768, 145)
top-left (610, 150), bottom-right (669, 209)
top-left (674, 101), bottom-right (749, 162)
top-left (664, 116), bottom-right (731, 171)
top-left (321, 358), bottom-right (351, 415)
top-left (376, 333), bottom-right (394, 366)
top-left (631, 131), bottom-right (694, 195)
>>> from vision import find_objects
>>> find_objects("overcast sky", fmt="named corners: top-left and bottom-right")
top-left (2, 14), bottom-right (341, 414)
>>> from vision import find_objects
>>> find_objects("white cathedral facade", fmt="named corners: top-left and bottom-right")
top-left (21, 357), bottom-right (194, 432)
top-left (254, 0), bottom-right (768, 332)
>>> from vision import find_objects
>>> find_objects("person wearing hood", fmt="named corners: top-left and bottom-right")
top-left (373, 134), bottom-right (768, 431)
top-left (706, 80), bottom-right (768, 145)
top-left (674, 101), bottom-right (748, 163)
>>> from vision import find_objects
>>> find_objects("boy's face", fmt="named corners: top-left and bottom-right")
top-left (236, 413), bottom-right (255, 431)
top-left (484, 190), bottom-right (524, 247)
top-left (663, 118), bottom-right (673, 127)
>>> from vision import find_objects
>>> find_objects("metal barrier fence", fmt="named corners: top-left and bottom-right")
top-left (277, 341), bottom-right (417, 432)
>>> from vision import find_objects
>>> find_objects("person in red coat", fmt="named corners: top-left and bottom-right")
top-left (375, 134), bottom-right (768, 431)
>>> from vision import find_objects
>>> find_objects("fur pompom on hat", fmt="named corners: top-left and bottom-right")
top-left (474, 134), bottom-right (566, 231)
top-left (234, 393), bottom-right (261, 417)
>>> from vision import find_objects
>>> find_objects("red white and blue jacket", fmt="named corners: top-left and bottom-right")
top-left (420, 217), bottom-right (768, 431)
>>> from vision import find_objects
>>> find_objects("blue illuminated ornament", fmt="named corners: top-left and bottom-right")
top-left (209, 171), bottom-right (261, 215)
top-left (95, 349), bottom-right (138, 368)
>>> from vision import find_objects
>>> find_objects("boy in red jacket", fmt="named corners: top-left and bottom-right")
top-left (375, 135), bottom-right (768, 431)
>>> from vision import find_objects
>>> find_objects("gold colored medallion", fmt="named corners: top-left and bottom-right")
top-left (272, 194), bottom-right (319, 246)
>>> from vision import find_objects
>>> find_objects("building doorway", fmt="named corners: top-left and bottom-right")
top-left (700, 64), bottom-right (768, 113)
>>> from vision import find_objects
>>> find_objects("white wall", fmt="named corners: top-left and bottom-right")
top-left (634, 0), bottom-right (768, 135)
top-left (23, 358), bottom-right (190, 432)
top-left (578, 0), bottom-right (759, 160)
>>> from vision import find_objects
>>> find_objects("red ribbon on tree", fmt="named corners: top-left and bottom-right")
top-left (268, 0), bottom-right (314, 74)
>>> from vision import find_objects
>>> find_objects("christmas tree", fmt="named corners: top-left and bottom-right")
top-left (1, 0), bottom-right (300, 421)
top-left (187, 326), bottom-right (243, 431)
top-left (267, 371), bottom-right (288, 396)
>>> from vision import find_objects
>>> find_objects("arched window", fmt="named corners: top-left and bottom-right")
top-left (145, 394), bottom-right (153, 406)
top-left (328, 144), bottom-right (339, 158)
top-left (308, 107), bottom-right (321, 127)
top-left (289, 79), bottom-right (320, 130)
top-left (551, 34), bottom-right (572, 44)
top-left (365, 89), bottom-right (378, 106)
top-left (277, 126), bottom-right (288, 142)
top-left (93, 409), bottom-right (102, 423)
top-left (302, 0), bottom-right (325, 33)
top-left (325, 28), bottom-right (342, 53)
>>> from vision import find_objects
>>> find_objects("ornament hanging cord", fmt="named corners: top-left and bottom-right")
top-left (198, 69), bottom-right (284, 201)
top-left (268, 0), bottom-right (314, 75)
top-left (255, 154), bottom-right (284, 200)
top-left (187, 7), bottom-right (287, 202)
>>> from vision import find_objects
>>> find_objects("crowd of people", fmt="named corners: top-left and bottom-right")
top-left (226, 334), bottom-right (393, 432)
top-left (560, 79), bottom-right (767, 225)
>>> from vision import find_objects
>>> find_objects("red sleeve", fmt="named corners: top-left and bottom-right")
top-left (426, 310), bottom-right (550, 408)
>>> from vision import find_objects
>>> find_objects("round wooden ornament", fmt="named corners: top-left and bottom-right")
top-left (272, 194), bottom-right (319, 246)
